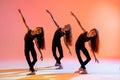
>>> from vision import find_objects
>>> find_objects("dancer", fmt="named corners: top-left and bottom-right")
top-left (71, 12), bottom-right (99, 74)
top-left (18, 9), bottom-right (45, 75)
top-left (46, 10), bottom-right (72, 69)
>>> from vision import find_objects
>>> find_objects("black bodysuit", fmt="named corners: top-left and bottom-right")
top-left (24, 30), bottom-right (37, 72)
top-left (75, 32), bottom-right (91, 69)
top-left (52, 28), bottom-right (65, 64)
top-left (75, 32), bottom-right (91, 49)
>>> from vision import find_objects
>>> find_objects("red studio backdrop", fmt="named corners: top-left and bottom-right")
top-left (0, 0), bottom-right (120, 64)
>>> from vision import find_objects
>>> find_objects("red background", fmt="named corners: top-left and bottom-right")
top-left (0, 0), bottom-right (120, 63)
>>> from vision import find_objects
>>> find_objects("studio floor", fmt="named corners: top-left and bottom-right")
top-left (0, 58), bottom-right (120, 80)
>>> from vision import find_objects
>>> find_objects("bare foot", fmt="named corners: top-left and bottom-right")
top-left (56, 64), bottom-right (63, 69)
top-left (27, 72), bottom-right (35, 75)
top-left (80, 69), bottom-right (87, 74)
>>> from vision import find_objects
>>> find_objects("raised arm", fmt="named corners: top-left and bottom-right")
top-left (71, 12), bottom-right (86, 32)
top-left (46, 10), bottom-right (60, 28)
top-left (18, 9), bottom-right (29, 31)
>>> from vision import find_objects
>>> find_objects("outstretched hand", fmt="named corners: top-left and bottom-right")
top-left (18, 9), bottom-right (21, 13)
top-left (68, 49), bottom-right (72, 55)
top-left (95, 57), bottom-right (99, 63)
top-left (70, 11), bottom-right (75, 16)
top-left (40, 56), bottom-right (43, 61)
top-left (46, 10), bottom-right (50, 14)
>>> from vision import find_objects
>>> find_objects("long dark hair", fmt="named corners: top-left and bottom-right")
top-left (90, 28), bottom-right (99, 53)
top-left (36, 27), bottom-right (45, 49)
top-left (64, 24), bottom-right (72, 46)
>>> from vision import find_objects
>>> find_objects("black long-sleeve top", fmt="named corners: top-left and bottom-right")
top-left (24, 30), bottom-right (36, 48)
top-left (52, 28), bottom-right (65, 46)
top-left (75, 32), bottom-right (91, 49)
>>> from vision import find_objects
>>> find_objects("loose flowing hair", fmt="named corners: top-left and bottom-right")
top-left (64, 24), bottom-right (72, 46)
top-left (90, 28), bottom-right (99, 53)
top-left (36, 27), bottom-right (45, 49)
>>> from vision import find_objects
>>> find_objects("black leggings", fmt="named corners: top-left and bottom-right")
top-left (52, 43), bottom-right (63, 64)
top-left (75, 46), bottom-right (91, 69)
top-left (25, 46), bottom-right (37, 72)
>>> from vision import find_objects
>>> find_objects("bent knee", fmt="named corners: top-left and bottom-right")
top-left (88, 57), bottom-right (91, 61)
top-left (34, 58), bottom-right (37, 62)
